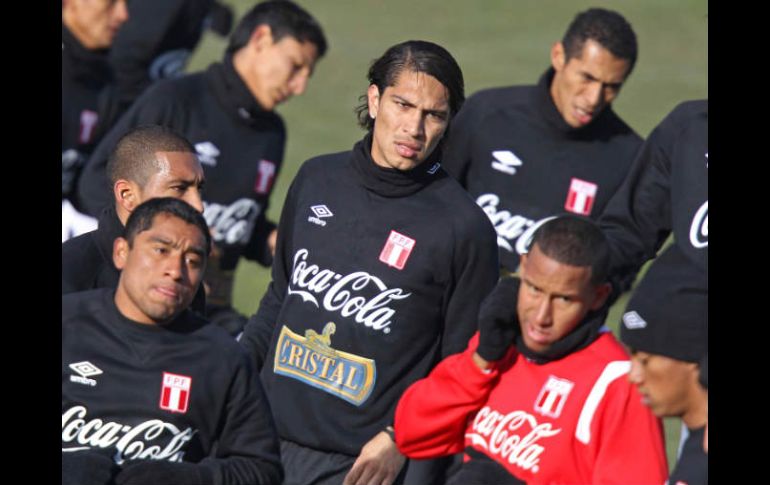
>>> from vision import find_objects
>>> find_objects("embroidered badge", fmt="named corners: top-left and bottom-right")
top-left (379, 230), bottom-right (416, 270)
top-left (564, 178), bottom-right (598, 216)
top-left (159, 372), bottom-right (192, 414)
top-left (534, 375), bottom-right (574, 418)
top-left (273, 323), bottom-right (376, 406)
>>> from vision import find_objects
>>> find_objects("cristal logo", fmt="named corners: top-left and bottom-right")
top-left (466, 407), bottom-right (561, 474)
top-left (61, 406), bottom-right (196, 465)
top-left (204, 198), bottom-right (261, 245)
top-left (287, 249), bottom-right (411, 334)
top-left (689, 201), bottom-right (708, 249)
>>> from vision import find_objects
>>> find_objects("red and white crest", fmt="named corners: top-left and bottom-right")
top-left (159, 372), bottom-right (192, 414)
top-left (254, 160), bottom-right (277, 195)
top-left (534, 375), bottom-right (574, 418)
top-left (379, 230), bottom-right (416, 270)
top-left (564, 178), bottom-right (598, 216)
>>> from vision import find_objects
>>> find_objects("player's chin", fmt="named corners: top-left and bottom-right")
top-left (148, 300), bottom-right (188, 323)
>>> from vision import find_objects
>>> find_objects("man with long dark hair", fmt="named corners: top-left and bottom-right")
top-left (240, 40), bottom-right (498, 485)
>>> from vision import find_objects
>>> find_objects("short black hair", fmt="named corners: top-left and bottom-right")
top-left (226, 0), bottom-right (327, 58)
top-left (355, 40), bottom-right (465, 132)
top-left (107, 125), bottom-right (196, 187)
top-left (562, 8), bottom-right (638, 75)
top-left (530, 215), bottom-right (610, 285)
top-left (123, 197), bottom-right (211, 255)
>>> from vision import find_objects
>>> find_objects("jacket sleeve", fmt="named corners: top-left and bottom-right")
top-left (395, 333), bottom-right (510, 458)
top-left (238, 172), bottom-right (302, 369)
top-left (108, 0), bottom-right (198, 105)
top-left (76, 83), bottom-right (177, 217)
top-left (440, 210), bottom-right (499, 358)
top-left (198, 350), bottom-right (283, 485)
top-left (585, 366), bottom-right (668, 484)
top-left (240, 127), bottom-right (286, 267)
top-left (599, 110), bottom-right (680, 289)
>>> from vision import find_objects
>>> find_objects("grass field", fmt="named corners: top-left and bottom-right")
top-left (187, 0), bottom-right (707, 471)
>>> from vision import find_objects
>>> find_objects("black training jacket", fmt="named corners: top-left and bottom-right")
top-left (62, 289), bottom-right (283, 485)
top-left (240, 135), bottom-right (499, 456)
top-left (442, 68), bottom-right (642, 272)
top-left (599, 99), bottom-right (708, 286)
top-left (78, 56), bottom-right (285, 272)
top-left (108, 0), bottom-right (215, 109)
top-left (62, 24), bottom-right (120, 207)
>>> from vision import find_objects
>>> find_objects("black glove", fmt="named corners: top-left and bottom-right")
top-left (115, 460), bottom-right (213, 485)
top-left (62, 449), bottom-right (119, 485)
top-left (476, 277), bottom-right (521, 362)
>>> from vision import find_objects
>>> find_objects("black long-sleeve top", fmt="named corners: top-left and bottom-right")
top-left (62, 289), bottom-right (283, 484)
top-left (240, 135), bottom-right (499, 456)
top-left (77, 56), bottom-right (284, 269)
top-left (599, 99), bottom-right (708, 286)
top-left (442, 68), bottom-right (642, 272)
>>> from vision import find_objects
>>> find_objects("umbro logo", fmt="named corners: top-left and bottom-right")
top-left (491, 150), bottom-right (523, 175)
top-left (308, 204), bottom-right (333, 227)
top-left (622, 311), bottom-right (647, 329)
top-left (195, 141), bottom-right (220, 167)
top-left (69, 361), bottom-right (103, 387)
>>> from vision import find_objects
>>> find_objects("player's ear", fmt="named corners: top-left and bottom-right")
top-left (551, 41), bottom-right (566, 72)
top-left (113, 237), bottom-right (129, 270)
top-left (115, 179), bottom-right (140, 213)
top-left (367, 84), bottom-right (381, 120)
top-left (250, 24), bottom-right (274, 52)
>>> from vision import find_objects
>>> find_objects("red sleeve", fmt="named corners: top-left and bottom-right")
top-left (588, 368), bottom-right (669, 484)
top-left (394, 333), bottom-right (511, 458)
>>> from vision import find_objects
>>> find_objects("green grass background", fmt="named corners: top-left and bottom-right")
top-left (187, 0), bottom-right (707, 471)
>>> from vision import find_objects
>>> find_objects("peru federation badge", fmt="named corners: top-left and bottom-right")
top-left (564, 178), bottom-right (598, 216)
top-left (379, 230), bottom-right (416, 270)
top-left (159, 372), bottom-right (192, 414)
top-left (534, 375), bottom-right (574, 419)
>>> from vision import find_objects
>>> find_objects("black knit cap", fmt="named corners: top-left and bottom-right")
top-left (620, 246), bottom-right (707, 363)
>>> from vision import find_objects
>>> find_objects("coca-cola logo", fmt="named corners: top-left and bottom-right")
top-left (476, 194), bottom-right (544, 254)
top-left (466, 407), bottom-right (561, 474)
top-left (61, 406), bottom-right (197, 465)
top-left (689, 201), bottom-right (708, 249)
top-left (204, 198), bottom-right (261, 245)
top-left (287, 249), bottom-right (411, 334)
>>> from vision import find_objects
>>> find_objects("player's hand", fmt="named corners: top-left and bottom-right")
top-left (475, 276), bottom-right (521, 363)
top-left (343, 431), bottom-right (406, 485)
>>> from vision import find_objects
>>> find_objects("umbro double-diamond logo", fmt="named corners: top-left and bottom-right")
top-left (308, 204), bottom-right (333, 227)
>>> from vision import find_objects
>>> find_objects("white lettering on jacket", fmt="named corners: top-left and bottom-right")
top-left (61, 406), bottom-right (196, 465)
top-left (476, 194), bottom-right (554, 256)
top-left (465, 407), bottom-right (561, 474)
top-left (204, 198), bottom-right (261, 245)
top-left (287, 249), bottom-right (411, 333)
top-left (689, 201), bottom-right (708, 249)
